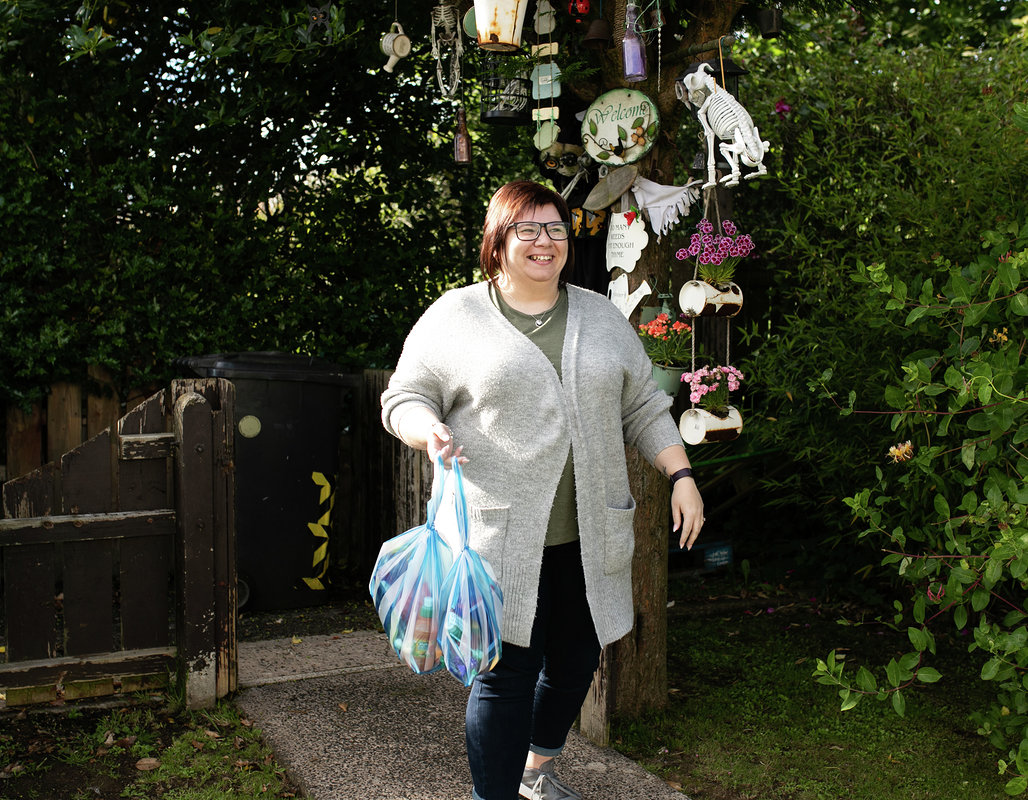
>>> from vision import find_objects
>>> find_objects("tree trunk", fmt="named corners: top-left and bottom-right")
top-left (578, 0), bottom-right (742, 745)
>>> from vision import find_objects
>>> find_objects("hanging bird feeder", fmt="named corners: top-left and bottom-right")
top-left (473, 0), bottom-right (531, 52)
top-left (480, 54), bottom-right (532, 125)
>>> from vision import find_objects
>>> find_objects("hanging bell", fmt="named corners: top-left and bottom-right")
top-left (582, 18), bottom-right (611, 49)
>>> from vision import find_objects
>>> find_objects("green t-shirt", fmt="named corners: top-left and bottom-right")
top-left (490, 284), bottom-right (579, 546)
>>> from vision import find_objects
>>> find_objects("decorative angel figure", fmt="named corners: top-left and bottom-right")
top-left (676, 63), bottom-right (769, 189)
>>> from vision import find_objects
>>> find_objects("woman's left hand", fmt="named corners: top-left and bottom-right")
top-left (671, 477), bottom-right (704, 550)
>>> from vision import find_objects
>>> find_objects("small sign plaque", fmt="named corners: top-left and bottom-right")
top-left (581, 89), bottom-right (659, 166)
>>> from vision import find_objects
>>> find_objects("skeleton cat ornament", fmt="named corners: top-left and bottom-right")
top-left (676, 63), bottom-right (769, 189)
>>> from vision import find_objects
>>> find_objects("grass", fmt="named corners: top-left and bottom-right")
top-left (0, 699), bottom-right (299, 799)
top-left (611, 571), bottom-right (1006, 800)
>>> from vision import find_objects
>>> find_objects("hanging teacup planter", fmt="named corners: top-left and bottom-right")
top-left (678, 279), bottom-right (743, 317)
top-left (679, 406), bottom-right (743, 445)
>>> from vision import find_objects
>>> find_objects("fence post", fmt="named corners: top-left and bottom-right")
top-left (174, 389), bottom-right (218, 709)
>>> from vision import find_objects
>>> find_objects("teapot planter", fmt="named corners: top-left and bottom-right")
top-left (678, 280), bottom-right (743, 318)
top-left (679, 406), bottom-right (743, 445)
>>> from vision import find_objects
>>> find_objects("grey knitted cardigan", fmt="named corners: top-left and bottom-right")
top-left (381, 281), bottom-right (681, 648)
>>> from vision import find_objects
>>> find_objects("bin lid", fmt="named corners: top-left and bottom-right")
top-left (175, 351), bottom-right (352, 384)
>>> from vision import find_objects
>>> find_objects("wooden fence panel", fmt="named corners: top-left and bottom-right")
top-left (0, 380), bottom-right (233, 708)
top-left (117, 391), bottom-right (170, 512)
top-left (86, 366), bottom-right (122, 441)
top-left (47, 383), bottom-right (83, 463)
top-left (3, 545), bottom-right (57, 661)
top-left (62, 540), bottom-right (114, 656)
top-left (2, 462), bottom-right (58, 520)
top-left (4, 404), bottom-right (44, 482)
top-left (62, 430), bottom-right (113, 515)
top-left (120, 535), bottom-right (173, 650)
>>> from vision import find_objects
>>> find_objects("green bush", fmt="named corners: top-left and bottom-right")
top-left (813, 224), bottom-right (1028, 792)
top-left (734, 20), bottom-right (1028, 544)
top-left (0, 1), bottom-right (527, 406)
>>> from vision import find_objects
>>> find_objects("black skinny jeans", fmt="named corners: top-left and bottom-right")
top-left (465, 540), bottom-right (602, 800)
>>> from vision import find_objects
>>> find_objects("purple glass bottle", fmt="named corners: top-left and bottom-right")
top-left (622, 3), bottom-right (647, 83)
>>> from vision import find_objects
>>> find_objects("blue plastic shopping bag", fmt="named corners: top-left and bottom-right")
top-left (369, 458), bottom-right (454, 675)
top-left (437, 459), bottom-right (504, 686)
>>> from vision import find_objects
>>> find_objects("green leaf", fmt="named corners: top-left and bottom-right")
top-left (998, 261), bottom-right (1020, 291)
top-left (1004, 775), bottom-right (1028, 795)
top-left (982, 658), bottom-right (1002, 680)
top-left (972, 588), bottom-right (991, 612)
top-left (933, 493), bottom-right (950, 519)
top-left (840, 690), bottom-right (860, 712)
top-left (1010, 292), bottom-right (1028, 316)
top-left (904, 305), bottom-right (928, 325)
top-left (891, 689), bottom-right (906, 716)
top-left (954, 604), bottom-right (968, 631)
top-left (917, 667), bottom-right (942, 683)
top-left (855, 665), bottom-right (877, 693)
top-left (886, 658), bottom-right (903, 687)
top-left (908, 626), bottom-right (928, 651)
top-left (961, 440), bottom-right (976, 470)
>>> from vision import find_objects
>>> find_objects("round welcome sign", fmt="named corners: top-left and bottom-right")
top-left (581, 88), bottom-right (659, 166)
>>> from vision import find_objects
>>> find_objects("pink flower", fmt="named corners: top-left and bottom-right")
top-left (675, 248), bottom-right (689, 260)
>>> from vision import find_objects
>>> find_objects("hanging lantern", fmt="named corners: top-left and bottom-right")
top-left (474, 0), bottom-right (530, 52)
top-left (480, 54), bottom-right (532, 125)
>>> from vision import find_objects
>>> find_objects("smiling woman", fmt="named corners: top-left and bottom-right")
top-left (381, 179), bottom-right (705, 800)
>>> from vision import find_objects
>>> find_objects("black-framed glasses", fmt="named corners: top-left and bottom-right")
top-left (506, 221), bottom-right (571, 241)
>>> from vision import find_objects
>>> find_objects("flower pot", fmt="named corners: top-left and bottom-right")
top-left (679, 406), bottom-right (743, 445)
top-left (678, 280), bottom-right (743, 318)
top-left (651, 365), bottom-right (686, 397)
top-left (639, 306), bottom-right (662, 325)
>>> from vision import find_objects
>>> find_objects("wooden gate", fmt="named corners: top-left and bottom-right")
top-left (0, 379), bottom-right (235, 709)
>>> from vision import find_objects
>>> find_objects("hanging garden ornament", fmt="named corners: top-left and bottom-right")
top-left (604, 208), bottom-right (648, 273)
top-left (307, 4), bottom-right (332, 42)
top-left (607, 272), bottom-right (652, 319)
top-left (473, 0), bottom-right (530, 52)
top-left (568, 0), bottom-right (589, 23)
top-left (675, 62), bottom-right (769, 188)
top-left (380, 21), bottom-right (411, 73)
top-left (534, 0), bottom-right (557, 34)
top-left (629, 176), bottom-right (701, 241)
top-left (454, 107), bottom-right (472, 164)
top-left (621, 2), bottom-right (647, 82)
top-left (431, 3), bottom-right (464, 98)
top-left (480, 54), bottom-right (531, 124)
top-left (581, 88), bottom-right (658, 166)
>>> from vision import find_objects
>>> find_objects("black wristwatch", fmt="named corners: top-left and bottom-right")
top-left (670, 467), bottom-right (694, 486)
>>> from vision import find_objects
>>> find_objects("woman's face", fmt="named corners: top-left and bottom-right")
top-left (498, 203), bottom-right (568, 292)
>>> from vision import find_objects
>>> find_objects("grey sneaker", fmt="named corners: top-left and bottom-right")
top-left (519, 760), bottom-right (582, 800)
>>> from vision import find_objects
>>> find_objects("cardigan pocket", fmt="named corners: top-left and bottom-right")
top-left (602, 500), bottom-right (637, 574)
top-left (468, 504), bottom-right (511, 577)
